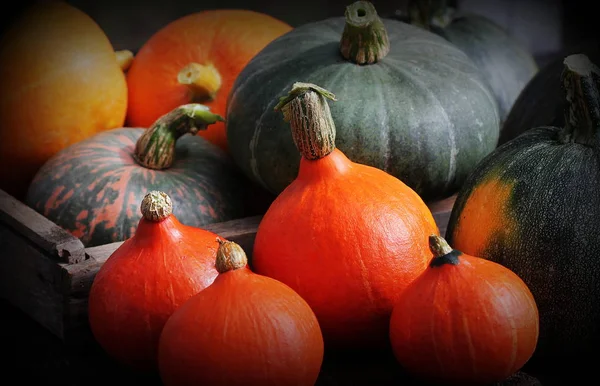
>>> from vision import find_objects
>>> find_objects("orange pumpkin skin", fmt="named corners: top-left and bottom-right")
top-left (0, 1), bottom-right (128, 200)
top-left (253, 148), bottom-right (439, 349)
top-left (158, 241), bottom-right (324, 386)
top-left (125, 10), bottom-right (292, 152)
top-left (88, 192), bottom-right (221, 373)
top-left (389, 236), bottom-right (539, 385)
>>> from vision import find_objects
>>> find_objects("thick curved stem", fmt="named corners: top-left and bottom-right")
top-left (561, 54), bottom-right (600, 146)
top-left (178, 62), bottom-right (222, 102)
top-left (275, 82), bottom-right (337, 160)
top-left (115, 50), bottom-right (134, 72)
top-left (340, 1), bottom-right (390, 65)
top-left (134, 104), bottom-right (224, 170)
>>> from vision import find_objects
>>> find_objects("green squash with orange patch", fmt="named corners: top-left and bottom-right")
top-left (25, 104), bottom-right (267, 247)
top-left (445, 54), bottom-right (600, 369)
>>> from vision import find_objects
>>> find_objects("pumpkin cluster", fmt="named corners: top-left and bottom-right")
top-left (4, 0), bottom-right (597, 384)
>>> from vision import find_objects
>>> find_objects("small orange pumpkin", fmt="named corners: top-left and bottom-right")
top-left (88, 191), bottom-right (222, 373)
top-left (125, 10), bottom-right (292, 152)
top-left (389, 235), bottom-right (539, 385)
top-left (158, 239), bottom-right (324, 386)
top-left (0, 1), bottom-right (128, 199)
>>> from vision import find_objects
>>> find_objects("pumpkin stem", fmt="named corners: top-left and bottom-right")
top-left (140, 191), bottom-right (173, 222)
top-left (178, 62), bottom-right (222, 103)
top-left (340, 1), bottom-right (390, 65)
top-left (274, 82), bottom-right (338, 160)
top-left (405, 0), bottom-right (454, 30)
top-left (134, 104), bottom-right (224, 170)
top-left (115, 49), bottom-right (134, 72)
top-left (215, 238), bottom-right (248, 273)
top-left (561, 54), bottom-right (600, 146)
top-left (428, 235), bottom-right (461, 267)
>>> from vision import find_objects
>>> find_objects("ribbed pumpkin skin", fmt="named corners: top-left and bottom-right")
top-left (445, 127), bottom-right (600, 365)
top-left (499, 42), bottom-right (599, 145)
top-left (25, 128), bottom-right (248, 247)
top-left (226, 17), bottom-right (499, 202)
top-left (432, 15), bottom-right (538, 123)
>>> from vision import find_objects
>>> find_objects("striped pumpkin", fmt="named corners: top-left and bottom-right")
top-left (25, 104), bottom-right (258, 247)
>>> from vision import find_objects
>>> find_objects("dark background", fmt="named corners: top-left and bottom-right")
top-left (1, 0), bottom-right (597, 66)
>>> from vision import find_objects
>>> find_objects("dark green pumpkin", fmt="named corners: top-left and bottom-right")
top-left (399, 0), bottom-right (538, 123)
top-left (445, 54), bottom-right (600, 368)
top-left (226, 1), bottom-right (499, 202)
top-left (499, 41), bottom-right (600, 145)
top-left (25, 104), bottom-right (263, 247)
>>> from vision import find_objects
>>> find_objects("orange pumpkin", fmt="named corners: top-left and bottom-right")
top-left (251, 83), bottom-right (440, 350)
top-left (125, 10), bottom-right (292, 152)
top-left (389, 235), bottom-right (539, 385)
top-left (158, 239), bottom-right (324, 386)
top-left (0, 1), bottom-right (128, 200)
top-left (88, 191), bottom-right (222, 373)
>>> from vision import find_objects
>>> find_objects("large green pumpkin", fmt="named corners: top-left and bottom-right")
top-left (445, 54), bottom-right (600, 369)
top-left (398, 0), bottom-right (538, 123)
top-left (226, 1), bottom-right (499, 202)
top-left (499, 41), bottom-right (599, 145)
top-left (25, 104), bottom-right (264, 247)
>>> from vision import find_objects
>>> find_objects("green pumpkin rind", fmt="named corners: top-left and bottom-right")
top-left (25, 105), bottom-right (253, 248)
top-left (499, 41), bottom-right (600, 145)
top-left (445, 54), bottom-right (600, 366)
top-left (400, 0), bottom-right (539, 123)
top-left (226, 7), bottom-right (499, 202)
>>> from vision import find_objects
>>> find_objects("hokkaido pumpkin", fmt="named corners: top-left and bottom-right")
top-left (226, 0), bottom-right (500, 202)
top-left (88, 191), bottom-right (222, 372)
top-left (445, 54), bottom-right (600, 368)
top-left (389, 235), bottom-right (539, 385)
top-left (499, 41), bottom-right (599, 145)
top-left (125, 9), bottom-right (292, 152)
top-left (25, 104), bottom-right (253, 248)
top-left (158, 239), bottom-right (324, 386)
top-left (251, 82), bottom-right (440, 350)
top-left (0, 1), bottom-right (129, 200)
top-left (399, 0), bottom-right (538, 122)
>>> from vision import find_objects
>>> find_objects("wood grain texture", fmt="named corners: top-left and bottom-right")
top-left (0, 189), bottom-right (86, 264)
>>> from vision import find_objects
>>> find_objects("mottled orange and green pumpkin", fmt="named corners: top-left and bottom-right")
top-left (25, 104), bottom-right (256, 248)
top-left (445, 54), bottom-right (600, 369)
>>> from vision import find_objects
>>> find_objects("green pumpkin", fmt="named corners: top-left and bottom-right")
top-left (399, 0), bottom-right (538, 123)
top-left (226, 1), bottom-right (500, 202)
top-left (445, 54), bottom-right (600, 370)
top-left (500, 41), bottom-right (600, 145)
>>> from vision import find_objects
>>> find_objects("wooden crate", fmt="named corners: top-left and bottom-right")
top-left (0, 188), bottom-right (457, 344)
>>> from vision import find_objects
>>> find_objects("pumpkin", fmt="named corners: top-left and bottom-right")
top-left (0, 1), bottom-right (129, 200)
top-left (499, 41), bottom-right (599, 145)
top-left (389, 235), bottom-right (539, 385)
top-left (125, 9), bottom-right (292, 152)
top-left (25, 104), bottom-right (253, 248)
top-left (251, 82), bottom-right (440, 350)
top-left (399, 0), bottom-right (538, 123)
top-left (445, 54), bottom-right (600, 368)
top-left (226, 0), bottom-right (500, 202)
top-left (88, 191), bottom-right (222, 372)
top-left (157, 239), bottom-right (324, 386)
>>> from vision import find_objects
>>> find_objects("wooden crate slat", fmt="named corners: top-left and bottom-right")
top-left (0, 189), bottom-right (86, 264)
top-left (0, 225), bottom-right (67, 339)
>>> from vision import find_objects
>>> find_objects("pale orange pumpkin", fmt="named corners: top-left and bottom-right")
top-left (0, 1), bottom-right (129, 200)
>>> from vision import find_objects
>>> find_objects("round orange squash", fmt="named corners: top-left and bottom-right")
top-left (0, 1), bottom-right (129, 200)
top-left (125, 10), bottom-right (292, 152)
